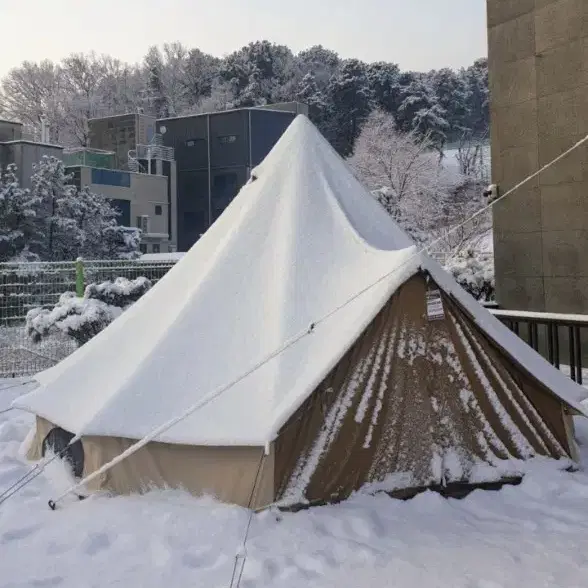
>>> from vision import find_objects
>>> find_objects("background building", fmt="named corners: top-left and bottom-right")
top-left (64, 151), bottom-right (171, 254)
top-left (487, 0), bottom-right (588, 313)
top-left (158, 102), bottom-right (306, 251)
top-left (0, 120), bottom-right (63, 190)
top-left (67, 113), bottom-right (177, 254)
top-left (88, 113), bottom-right (156, 171)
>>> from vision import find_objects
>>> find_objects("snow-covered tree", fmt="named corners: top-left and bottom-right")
top-left (29, 156), bottom-right (141, 261)
top-left (0, 45), bottom-right (489, 162)
top-left (348, 110), bottom-right (451, 245)
top-left (349, 110), bottom-right (491, 255)
top-left (295, 73), bottom-right (330, 129)
top-left (60, 53), bottom-right (111, 146)
top-left (366, 61), bottom-right (401, 115)
top-left (430, 68), bottom-right (468, 140)
top-left (462, 58), bottom-right (489, 138)
top-left (0, 164), bottom-right (39, 261)
top-left (194, 79), bottom-right (236, 113)
top-left (29, 156), bottom-right (78, 260)
top-left (219, 41), bottom-right (295, 107)
top-left (144, 46), bottom-right (170, 118)
top-left (327, 59), bottom-right (373, 156)
top-left (0, 60), bottom-right (65, 143)
top-left (297, 45), bottom-right (340, 88)
top-left (396, 76), bottom-right (449, 152)
top-left (184, 48), bottom-right (220, 106)
top-left (53, 184), bottom-right (141, 260)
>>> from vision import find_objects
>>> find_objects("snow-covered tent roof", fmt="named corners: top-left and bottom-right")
top-left (14, 116), bottom-right (588, 447)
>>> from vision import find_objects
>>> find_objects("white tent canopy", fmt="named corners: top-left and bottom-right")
top-left (14, 116), bottom-right (588, 447)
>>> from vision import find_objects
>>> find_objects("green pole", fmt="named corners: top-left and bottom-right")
top-left (75, 257), bottom-right (84, 298)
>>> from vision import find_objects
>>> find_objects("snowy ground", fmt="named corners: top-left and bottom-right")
top-left (2, 379), bottom-right (588, 587)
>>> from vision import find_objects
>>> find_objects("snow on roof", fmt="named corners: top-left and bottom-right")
top-left (14, 115), bottom-right (588, 445)
top-left (138, 252), bottom-right (186, 262)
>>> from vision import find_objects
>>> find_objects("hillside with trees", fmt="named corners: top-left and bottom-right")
top-left (0, 41), bottom-right (488, 158)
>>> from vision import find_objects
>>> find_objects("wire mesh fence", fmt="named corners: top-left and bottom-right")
top-left (0, 259), bottom-right (177, 379)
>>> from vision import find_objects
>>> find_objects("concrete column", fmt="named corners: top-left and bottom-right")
top-left (488, 0), bottom-right (588, 313)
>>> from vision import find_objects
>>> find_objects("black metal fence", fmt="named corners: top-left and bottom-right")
top-left (490, 309), bottom-right (587, 386)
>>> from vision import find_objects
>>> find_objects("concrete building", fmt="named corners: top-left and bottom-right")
top-left (487, 0), bottom-right (588, 313)
top-left (69, 113), bottom-right (177, 254)
top-left (88, 113), bottom-right (156, 171)
top-left (0, 116), bottom-right (174, 254)
top-left (0, 120), bottom-right (63, 190)
top-left (157, 103), bottom-right (306, 251)
top-left (66, 160), bottom-right (171, 254)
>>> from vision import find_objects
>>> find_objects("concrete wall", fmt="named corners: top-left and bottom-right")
top-left (488, 0), bottom-right (588, 312)
top-left (0, 142), bottom-right (63, 190)
top-left (78, 166), bottom-right (172, 252)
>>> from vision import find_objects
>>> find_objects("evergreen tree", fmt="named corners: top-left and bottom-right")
top-left (0, 164), bottom-right (39, 261)
top-left (144, 46), bottom-right (169, 118)
top-left (296, 73), bottom-right (330, 130)
top-left (29, 156), bottom-right (141, 261)
top-left (396, 76), bottom-right (449, 151)
top-left (29, 156), bottom-right (78, 260)
top-left (0, 44), bottom-right (490, 166)
top-left (184, 48), bottom-right (220, 104)
top-left (430, 68), bottom-right (469, 140)
top-left (326, 59), bottom-right (373, 156)
top-left (462, 58), bottom-right (489, 137)
top-left (297, 45), bottom-right (340, 88)
top-left (366, 61), bottom-right (401, 115)
top-left (219, 41), bottom-right (294, 107)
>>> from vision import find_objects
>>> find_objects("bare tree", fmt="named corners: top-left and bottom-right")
top-left (348, 109), bottom-right (451, 245)
top-left (455, 129), bottom-right (489, 181)
top-left (349, 109), bottom-right (492, 254)
top-left (60, 53), bottom-right (108, 145)
top-left (0, 60), bottom-right (66, 143)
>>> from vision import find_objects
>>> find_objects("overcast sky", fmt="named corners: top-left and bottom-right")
top-left (0, 0), bottom-right (487, 77)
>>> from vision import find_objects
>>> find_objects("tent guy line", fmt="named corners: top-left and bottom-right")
top-left (229, 451), bottom-right (268, 588)
top-left (43, 128), bottom-right (588, 510)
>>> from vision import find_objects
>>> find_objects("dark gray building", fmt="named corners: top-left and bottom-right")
top-left (0, 119), bottom-right (64, 190)
top-left (157, 104), bottom-right (304, 251)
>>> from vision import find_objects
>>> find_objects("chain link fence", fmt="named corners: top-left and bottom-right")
top-left (0, 259), bottom-right (177, 379)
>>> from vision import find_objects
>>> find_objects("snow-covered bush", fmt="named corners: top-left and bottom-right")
top-left (84, 276), bottom-right (151, 307)
top-left (26, 277), bottom-right (152, 347)
top-left (445, 249), bottom-right (494, 302)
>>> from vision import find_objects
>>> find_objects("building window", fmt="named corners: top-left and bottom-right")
top-left (218, 135), bottom-right (237, 144)
top-left (186, 138), bottom-right (205, 147)
top-left (155, 204), bottom-right (163, 216)
top-left (152, 244), bottom-right (160, 253)
top-left (91, 168), bottom-right (131, 188)
top-left (108, 198), bottom-right (131, 227)
top-left (136, 216), bottom-right (142, 229)
top-left (139, 243), bottom-right (147, 254)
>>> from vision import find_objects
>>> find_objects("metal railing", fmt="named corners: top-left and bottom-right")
top-left (490, 309), bottom-right (588, 386)
top-left (0, 259), bottom-right (177, 378)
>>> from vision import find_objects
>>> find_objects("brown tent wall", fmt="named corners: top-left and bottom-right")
top-left (25, 273), bottom-right (577, 509)
top-left (274, 274), bottom-right (575, 505)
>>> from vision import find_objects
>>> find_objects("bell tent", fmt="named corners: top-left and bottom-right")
top-left (14, 115), bottom-right (587, 508)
